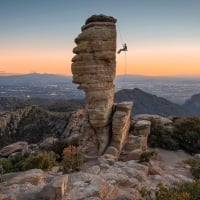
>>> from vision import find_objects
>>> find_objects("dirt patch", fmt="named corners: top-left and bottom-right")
top-left (154, 148), bottom-right (193, 178)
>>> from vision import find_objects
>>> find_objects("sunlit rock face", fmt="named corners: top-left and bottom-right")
top-left (71, 14), bottom-right (132, 158)
top-left (72, 15), bottom-right (116, 127)
top-left (71, 15), bottom-right (117, 157)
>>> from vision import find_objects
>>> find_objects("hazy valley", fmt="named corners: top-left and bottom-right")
top-left (0, 73), bottom-right (200, 116)
top-left (1, 73), bottom-right (200, 105)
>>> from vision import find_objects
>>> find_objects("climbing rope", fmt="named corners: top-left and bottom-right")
top-left (117, 23), bottom-right (124, 46)
top-left (116, 22), bottom-right (128, 84)
top-left (123, 51), bottom-right (127, 82)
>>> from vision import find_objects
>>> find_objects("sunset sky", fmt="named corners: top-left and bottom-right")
top-left (0, 0), bottom-right (200, 76)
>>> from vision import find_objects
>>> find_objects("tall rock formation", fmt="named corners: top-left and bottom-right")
top-left (71, 14), bottom-right (132, 159)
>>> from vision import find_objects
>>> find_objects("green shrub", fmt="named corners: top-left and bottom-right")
top-left (0, 160), bottom-right (12, 174)
top-left (176, 180), bottom-right (200, 199)
top-left (148, 119), bottom-right (179, 151)
top-left (155, 182), bottom-right (191, 200)
top-left (0, 153), bottom-right (28, 173)
top-left (148, 117), bottom-right (200, 154)
top-left (49, 140), bottom-right (67, 160)
top-left (173, 117), bottom-right (200, 154)
top-left (62, 145), bottom-right (83, 173)
top-left (183, 158), bottom-right (200, 180)
top-left (0, 152), bottom-right (57, 174)
top-left (140, 180), bottom-right (200, 200)
top-left (21, 152), bottom-right (57, 171)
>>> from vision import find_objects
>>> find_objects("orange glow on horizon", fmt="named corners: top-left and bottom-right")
top-left (0, 45), bottom-right (200, 76)
top-left (116, 46), bottom-right (200, 76)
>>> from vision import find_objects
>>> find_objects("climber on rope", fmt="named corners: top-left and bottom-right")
top-left (117, 43), bottom-right (128, 54)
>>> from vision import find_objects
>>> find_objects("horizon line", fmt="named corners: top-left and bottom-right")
top-left (1, 72), bottom-right (200, 78)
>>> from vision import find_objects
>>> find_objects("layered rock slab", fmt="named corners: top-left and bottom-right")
top-left (71, 15), bottom-right (117, 157)
top-left (71, 14), bottom-right (133, 158)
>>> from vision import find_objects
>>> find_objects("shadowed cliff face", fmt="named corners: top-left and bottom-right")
top-left (115, 88), bottom-right (191, 117)
top-left (183, 93), bottom-right (200, 115)
top-left (0, 106), bottom-right (70, 148)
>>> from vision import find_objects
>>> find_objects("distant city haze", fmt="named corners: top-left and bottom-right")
top-left (0, 0), bottom-right (200, 76)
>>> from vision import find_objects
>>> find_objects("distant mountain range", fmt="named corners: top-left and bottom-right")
top-left (0, 73), bottom-right (72, 86)
top-left (1, 88), bottom-right (199, 117)
top-left (1, 73), bottom-right (200, 104)
top-left (0, 73), bottom-right (200, 116)
top-left (183, 93), bottom-right (200, 116)
top-left (0, 73), bottom-right (83, 99)
top-left (115, 88), bottom-right (195, 117)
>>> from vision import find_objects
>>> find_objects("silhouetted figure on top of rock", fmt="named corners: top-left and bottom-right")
top-left (117, 43), bottom-right (128, 54)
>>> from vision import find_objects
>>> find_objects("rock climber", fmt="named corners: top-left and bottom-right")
top-left (117, 43), bottom-right (128, 54)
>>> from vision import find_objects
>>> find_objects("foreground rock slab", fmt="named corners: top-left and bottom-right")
top-left (0, 153), bottom-right (194, 200)
top-left (0, 141), bottom-right (28, 157)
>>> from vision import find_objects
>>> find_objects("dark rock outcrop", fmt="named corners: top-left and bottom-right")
top-left (0, 141), bottom-right (28, 157)
top-left (183, 93), bottom-right (200, 116)
top-left (0, 106), bottom-right (70, 148)
top-left (115, 88), bottom-right (190, 117)
top-left (0, 97), bottom-right (25, 111)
